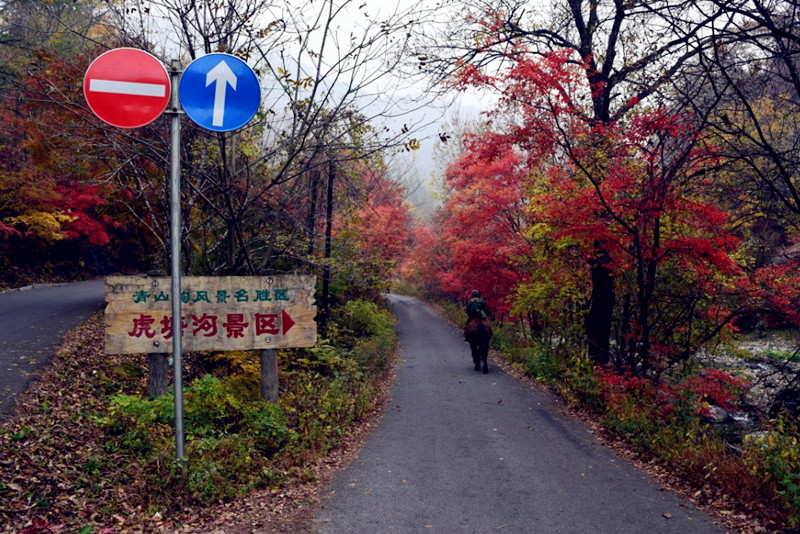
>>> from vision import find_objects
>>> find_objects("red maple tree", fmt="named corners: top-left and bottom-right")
top-left (412, 47), bottom-right (800, 373)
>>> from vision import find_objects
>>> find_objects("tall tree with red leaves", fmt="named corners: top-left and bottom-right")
top-left (435, 48), bottom-right (796, 373)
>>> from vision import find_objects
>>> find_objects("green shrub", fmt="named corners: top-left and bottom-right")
top-left (182, 374), bottom-right (244, 437)
top-left (110, 393), bottom-right (173, 425)
top-left (746, 415), bottom-right (800, 527)
top-left (94, 297), bottom-right (398, 512)
top-left (491, 324), bottom-right (570, 384)
top-left (280, 354), bottom-right (373, 454)
top-left (241, 403), bottom-right (293, 455)
top-left (199, 350), bottom-right (262, 395)
top-left (182, 435), bottom-right (283, 501)
top-left (489, 328), bottom-right (516, 354)
top-left (104, 374), bottom-right (293, 504)
top-left (105, 394), bottom-right (173, 455)
top-left (331, 300), bottom-right (396, 374)
top-left (337, 300), bottom-right (394, 338)
top-left (288, 342), bottom-right (357, 377)
top-left (562, 355), bottom-right (604, 412)
top-left (438, 300), bottom-right (464, 325)
top-left (277, 322), bottom-right (394, 455)
top-left (501, 343), bottom-right (560, 383)
top-left (109, 375), bottom-right (290, 445)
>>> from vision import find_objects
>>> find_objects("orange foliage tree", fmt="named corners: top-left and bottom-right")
top-left (0, 48), bottom-right (131, 285)
top-left (332, 163), bottom-right (412, 302)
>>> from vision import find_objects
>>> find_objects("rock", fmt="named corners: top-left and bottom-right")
top-left (730, 411), bottom-right (755, 431)
top-left (703, 405), bottom-right (729, 424)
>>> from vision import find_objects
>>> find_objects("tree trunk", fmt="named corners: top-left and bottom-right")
top-left (148, 352), bottom-right (168, 398)
top-left (260, 349), bottom-right (279, 403)
top-left (307, 169), bottom-right (320, 256)
top-left (225, 134), bottom-right (236, 272)
top-left (586, 251), bottom-right (614, 365)
top-left (319, 160), bottom-right (335, 338)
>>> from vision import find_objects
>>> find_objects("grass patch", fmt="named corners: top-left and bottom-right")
top-left (763, 349), bottom-right (800, 363)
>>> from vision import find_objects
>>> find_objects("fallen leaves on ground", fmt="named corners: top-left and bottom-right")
top-left (0, 314), bottom-right (396, 533)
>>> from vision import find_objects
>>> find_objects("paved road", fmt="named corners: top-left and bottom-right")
top-left (313, 295), bottom-right (725, 534)
top-left (0, 280), bottom-right (105, 416)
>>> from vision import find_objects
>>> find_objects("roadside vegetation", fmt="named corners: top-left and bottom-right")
top-left (0, 299), bottom-right (396, 533)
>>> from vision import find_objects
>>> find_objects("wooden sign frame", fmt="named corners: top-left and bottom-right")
top-left (105, 275), bottom-right (317, 354)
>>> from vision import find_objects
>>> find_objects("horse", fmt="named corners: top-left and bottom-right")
top-left (465, 318), bottom-right (492, 374)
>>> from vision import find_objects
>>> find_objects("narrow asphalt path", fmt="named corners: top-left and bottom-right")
top-left (0, 280), bottom-right (105, 416)
top-left (313, 295), bottom-right (725, 534)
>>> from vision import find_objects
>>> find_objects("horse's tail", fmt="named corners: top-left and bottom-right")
top-left (476, 320), bottom-right (490, 338)
top-left (482, 320), bottom-right (494, 340)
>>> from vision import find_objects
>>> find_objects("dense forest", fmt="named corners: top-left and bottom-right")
top-left (0, 0), bottom-right (419, 311)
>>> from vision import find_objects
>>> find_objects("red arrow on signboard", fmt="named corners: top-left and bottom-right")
top-left (281, 309), bottom-right (295, 335)
top-left (83, 48), bottom-right (170, 129)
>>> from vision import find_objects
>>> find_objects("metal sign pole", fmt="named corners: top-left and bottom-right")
top-left (168, 59), bottom-right (185, 461)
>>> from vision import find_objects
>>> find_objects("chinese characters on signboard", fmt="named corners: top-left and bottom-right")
top-left (104, 275), bottom-right (317, 354)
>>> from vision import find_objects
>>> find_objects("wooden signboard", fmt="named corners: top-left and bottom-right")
top-left (105, 275), bottom-right (316, 354)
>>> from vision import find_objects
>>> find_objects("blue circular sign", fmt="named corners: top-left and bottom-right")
top-left (179, 53), bottom-right (260, 132)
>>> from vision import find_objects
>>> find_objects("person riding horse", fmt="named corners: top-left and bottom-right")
top-left (464, 289), bottom-right (492, 373)
top-left (464, 289), bottom-right (490, 341)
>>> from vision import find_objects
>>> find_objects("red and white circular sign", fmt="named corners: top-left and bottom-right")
top-left (83, 48), bottom-right (170, 128)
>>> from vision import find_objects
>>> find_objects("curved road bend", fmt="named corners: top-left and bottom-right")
top-left (0, 280), bottom-right (105, 417)
top-left (313, 294), bottom-right (725, 534)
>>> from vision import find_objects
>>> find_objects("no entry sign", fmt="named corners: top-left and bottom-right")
top-left (83, 48), bottom-right (170, 128)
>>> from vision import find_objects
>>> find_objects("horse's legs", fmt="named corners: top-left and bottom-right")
top-left (470, 343), bottom-right (481, 371)
top-left (481, 343), bottom-right (489, 374)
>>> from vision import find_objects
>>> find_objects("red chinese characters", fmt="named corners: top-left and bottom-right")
top-left (192, 314), bottom-right (218, 337)
top-left (127, 312), bottom-right (294, 341)
top-left (255, 313), bottom-right (279, 335)
top-left (128, 314), bottom-right (157, 338)
top-left (222, 314), bottom-right (249, 338)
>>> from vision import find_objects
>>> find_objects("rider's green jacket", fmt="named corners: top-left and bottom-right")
top-left (466, 297), bottom-right (489, 320)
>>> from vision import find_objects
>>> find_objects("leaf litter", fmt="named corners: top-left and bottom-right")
top-left (1, 313), bottom-right (395, 533)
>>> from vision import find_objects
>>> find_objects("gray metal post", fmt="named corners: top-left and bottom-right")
top-left (168, 59), bottom-right (185, 461)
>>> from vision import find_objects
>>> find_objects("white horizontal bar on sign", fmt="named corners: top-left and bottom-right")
top-left (89, 79), bottom-right (166, 97)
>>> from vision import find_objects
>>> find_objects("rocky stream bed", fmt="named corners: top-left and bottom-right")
top-left (695, 335), bottom-right (800, 443)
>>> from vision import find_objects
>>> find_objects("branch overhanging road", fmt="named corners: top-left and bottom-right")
top-left (313, 294), bottom-right (724, 534)
top-left (0, 280), bottom-right (105, 417)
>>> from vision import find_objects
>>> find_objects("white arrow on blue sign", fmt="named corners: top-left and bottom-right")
top-left (179, 53), bottom-right (260, 132)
